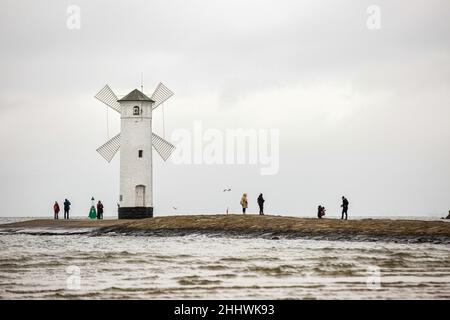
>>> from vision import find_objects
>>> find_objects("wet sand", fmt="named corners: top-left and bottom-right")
top-left (1, 215), bottom-right (449, 243)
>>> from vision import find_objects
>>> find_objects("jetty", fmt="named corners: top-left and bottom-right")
top-left (1, 215), bottom-right (449, 244)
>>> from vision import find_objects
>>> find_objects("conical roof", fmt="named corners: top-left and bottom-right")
top-left (118, 89), bottom-right (154, 102)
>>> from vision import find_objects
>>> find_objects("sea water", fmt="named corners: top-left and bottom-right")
top-left (0, 217), bottom-right (449, 299)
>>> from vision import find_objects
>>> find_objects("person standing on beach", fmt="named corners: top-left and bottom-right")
top-left (53, 201), bottom-right (60, 220)
top-left (341, 196), bottom-right (349, 220)
top-left (318, 205), bottom-right (326, 219)
top-left (240, 193), bottom-right (248, 214)
top-left (257, 194), bottom-right (265, 215)
top-left (63, 199), bottom-right (71, 219)
top-left (96, 201), bottom-right (104, 220)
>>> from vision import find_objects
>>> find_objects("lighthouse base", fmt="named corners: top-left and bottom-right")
top-left (118, 207), bottom-right (153, 219)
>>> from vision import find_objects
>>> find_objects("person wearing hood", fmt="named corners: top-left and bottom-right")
top-left (96, 201), bottom-right (104, 219)
top-left (53, 201), bottom-right (60, 220)
top-left (257, 194), bottom-right (265, 215)
top-left (240, 193), bottom-right (248, 214)
top-left (63, 199), bottom-right (71, 219)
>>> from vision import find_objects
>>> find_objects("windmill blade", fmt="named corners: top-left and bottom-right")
top-left (96, 133), bottom-right (120, 162)
top-left (95, 85), bottom-right (121, 113)
top-left (151, 82), bottom-right (174, 109)
top-left (152, 133), bottom-right (175, 161)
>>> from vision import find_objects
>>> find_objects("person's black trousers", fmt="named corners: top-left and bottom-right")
top-left (341, 208), bottom-right (348, 220)
top-left (259, 205), bottom-right (264, 215)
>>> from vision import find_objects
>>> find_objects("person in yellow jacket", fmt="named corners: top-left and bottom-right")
top-left (240, 193), bottom-right (248, 214)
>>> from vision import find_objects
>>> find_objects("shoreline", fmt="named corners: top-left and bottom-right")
top-left (1, 214), bottom-right (450, 244)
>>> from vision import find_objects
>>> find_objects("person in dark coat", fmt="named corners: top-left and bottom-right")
top-left (53, 201), bottom-right (60, 220)
top-left (317, 205), bottom-right (326, 219)
top-left (63, 199), bottom-right (71, 219)
top-left (96, 201), bottom-right (104, 219)
top-left (257, 194), bottom-right (265, 215)
top-left (341, 196), bottom-right (349, 220)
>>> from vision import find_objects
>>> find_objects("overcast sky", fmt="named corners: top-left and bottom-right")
top-left (0, 0), bottom-right (449, 218)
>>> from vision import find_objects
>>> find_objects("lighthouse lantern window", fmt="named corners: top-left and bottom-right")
top-left (133, 106), bottom-right (140, 115)
top-left (138, 150), bottom-right (143, 158)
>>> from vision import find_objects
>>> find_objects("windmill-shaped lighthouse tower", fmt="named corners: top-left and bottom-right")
top-left (94, 83), bottom-right (175, 219)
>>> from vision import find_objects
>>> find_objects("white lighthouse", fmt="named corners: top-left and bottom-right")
top-left (94, 83), bottom-right (175, 219)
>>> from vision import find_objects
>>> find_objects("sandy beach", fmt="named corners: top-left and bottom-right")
top-left (1, 215), bottom-right (449, 243)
